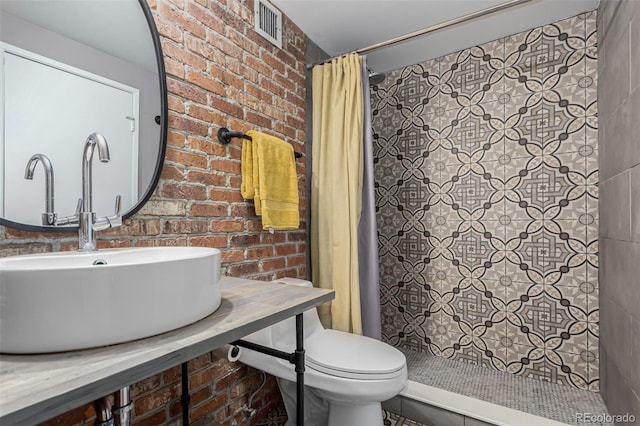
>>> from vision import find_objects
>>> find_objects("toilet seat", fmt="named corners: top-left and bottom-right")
top-left (305, 329), bottom-right (406, 380)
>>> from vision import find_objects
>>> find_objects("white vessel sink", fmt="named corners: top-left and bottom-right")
top-left (0, 247), bottom-right (221, 354)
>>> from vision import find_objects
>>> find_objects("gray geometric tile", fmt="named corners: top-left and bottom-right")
top-left (372, 11), bottom-right (597, 390)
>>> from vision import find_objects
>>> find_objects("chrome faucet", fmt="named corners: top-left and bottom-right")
top-left (24, 153), bottom-right (56, 225)
top-left (78, 132), bottom-right (122, 251)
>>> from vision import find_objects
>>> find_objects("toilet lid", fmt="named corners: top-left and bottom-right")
top-left (304, 330), bottom-right (406, 380)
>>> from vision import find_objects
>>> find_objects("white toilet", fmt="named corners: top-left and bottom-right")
top-left (236, 278), bottom-right (407, 426)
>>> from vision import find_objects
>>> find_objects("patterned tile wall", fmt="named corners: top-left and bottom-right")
top-left (371, 12), bottom-right (598, 390)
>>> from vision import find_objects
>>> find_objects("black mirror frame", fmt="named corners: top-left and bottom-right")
top-left (0, 0), bottom-right (168, 233)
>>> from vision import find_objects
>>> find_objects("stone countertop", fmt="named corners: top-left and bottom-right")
top-left (0, 277), bottom-right (334, 425)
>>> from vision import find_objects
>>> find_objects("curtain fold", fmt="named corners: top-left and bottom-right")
top-left (311, 53), bottom-right (364, 334)
top-left (358, 56), bottom-right (381, 340)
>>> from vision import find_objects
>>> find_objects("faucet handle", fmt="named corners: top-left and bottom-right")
top-left (114, 195), bottom-right (122, 215)
top-left (93, 195), bottom-right (123, 231)
top-left (74, 198), bottom-right (82, 215)
top-left (54, 198), bottom-right (82, 226)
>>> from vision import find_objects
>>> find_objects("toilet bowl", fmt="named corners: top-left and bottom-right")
top-left (236, 278), bottom-right (407, 426)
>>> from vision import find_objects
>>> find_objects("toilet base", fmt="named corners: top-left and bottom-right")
top-left (327, 401), bottom-right (383, 426)
top-left (277, 378), bottom-right (384, 426)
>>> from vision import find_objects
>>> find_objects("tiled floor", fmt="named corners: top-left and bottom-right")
top-left (253, 407), bottom-right (422, 426)
top-left (402, 348), bottom-right (612, 426)
top-left (256, 348), bottom-right (612, 425)
top-left (383, 410), bottom-right (428, 426)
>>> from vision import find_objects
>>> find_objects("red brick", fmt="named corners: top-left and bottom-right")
top-left (165, 148), bottom-right (208, 168)
top-left (210, 219), bottom-right (244, 232)
top-left (188, 104), bottom-right (225, 125)
top-left (189, 359), bottom-right (229, 389)
top-left (209, 158), bottom-right (241, 174)
top-left (138, 200), bottom-right (186, 216)
top-left (215, 366), bottom-right (247, 390)
top-left (261, 51), bottom-right (286, 75)
top-left (4, 227), bottom-right (73, 240)
top-left (221, 249), bottom-right (244, 262)
top-left (96, 239), bottom-right (132, 249)
top-left (161, 164), bottom-right (184, 181)
top-left (167, 130), bottom-right (185, 147)
top-left (229, 262), bottom-right (259, 276)
top-left (245, 111), bottom-right (271, 128)
top-left (168, 94), bottom-right (185, 114)
top-left (162, 219), bottom-right (208, 234)
top-left (208, 188), bottom-right (244, 203)
top-left (187, 70), bottom-right (226, 97)
top-left (206, 1), bottom-right (244, 33)
top-left (223, 70), bottom-right (245, 91)
top-left (245, 55), bottom-right (272, 78)
top-left (190, 202), bottom-right (228, 217)
top-left (190, 235), bottom-right (227, 248)
top-left (163, 365), bottom-right (181, 383)
top-left (246, 219), bottom-right (263, 231)
top-left (167, 78), bottom-right (207, 104)
top-left (39, 404), bottom-right (95, 426)
top-left (228, 175), bottom-right (243, 189)
top-left (230, 234), bottom-right (260, 247)
top-left (162, 183), bottom-right (207, 200)
top-left (102, 219), bottom-right (161, 236)
top-left (156, 19), bottom-right (183, 44)
top-left (162, 40), bottom-right (206, 70)
top-left (262, 258), bottom-right (286, 272)
top-left (159, 2), bottom-right (206, 39)
top-left (135, 383), bottom-right (180, 415)
top-left (274, 244), bottom-right (297, 256)
top-left (246, 83), bottom-right (273, 103)
top-left (259, 77), bottom-right (285, 98)
top-left (273, 72), bottom-right (296, 92)
top-left (133, 409), bottom-right (167, 426)
top-left (208, 63), bottom-right (226, 81)
top-left (246, 246), bottom-right (274, 259)
top-left (188, 170), bottom-right (227, 186)
top-left (130, 374), bottom-right (162, 398)
top-left (164, 56), bottom-right (184, 78)
top-left (187, 2), bottom-right (225, 34)
top-left (286, 255), bottom-right (306, 267)
top-left (134, 237), bottom-right (188, 247)
top-left (209, 96), bottom-right (244, 118)
top-left (191, 386), bottom-right (213, 407)
top-left (188, 136), bottom-right (227, 156)
top-left (168, 113), bottom-right (209, 137)
top-left (287, 231), bottom-right (306, 242)
top-left (260, 233), bottom-right (287, 244)
top-left (189, 393), bottom-right (228, 423)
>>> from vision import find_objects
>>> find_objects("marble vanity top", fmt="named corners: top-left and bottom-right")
top-left (0, 277), bottom-right (334, 425)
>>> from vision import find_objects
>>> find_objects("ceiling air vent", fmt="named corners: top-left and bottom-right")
top-left (254, 0), bottom-right (282, 48)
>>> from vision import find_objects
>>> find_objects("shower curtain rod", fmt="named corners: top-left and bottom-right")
top-left (305, 0), bottom-right (533, 70)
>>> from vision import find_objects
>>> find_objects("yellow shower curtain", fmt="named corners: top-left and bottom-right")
top-left (311, 53), bottom-right (364, 334)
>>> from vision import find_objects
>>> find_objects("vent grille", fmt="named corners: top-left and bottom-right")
top-left (254, 0), bottom-right (282, 48)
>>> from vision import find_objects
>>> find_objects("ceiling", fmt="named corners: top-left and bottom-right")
top-left (271, 0), bottom-right (600, 73)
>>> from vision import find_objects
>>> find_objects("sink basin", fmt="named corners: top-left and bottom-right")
top-left (0, 247), bottom-right (221, 353)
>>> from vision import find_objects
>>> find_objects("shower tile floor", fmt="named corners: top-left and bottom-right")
top-left (401, 348), bottom-right (612, 426)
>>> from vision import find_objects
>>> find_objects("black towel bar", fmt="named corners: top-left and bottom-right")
top-left (217, 127), bottom-right (303, 159)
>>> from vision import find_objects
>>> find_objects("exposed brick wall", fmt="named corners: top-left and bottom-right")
top-left (1, 0), bottom-right (307, 424)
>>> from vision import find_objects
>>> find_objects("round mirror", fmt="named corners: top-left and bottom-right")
top-left (0, 0), bottom-right (167, 232)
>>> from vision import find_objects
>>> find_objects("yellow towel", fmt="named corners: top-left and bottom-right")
top-left (240, 131), bottom-right (299, 230)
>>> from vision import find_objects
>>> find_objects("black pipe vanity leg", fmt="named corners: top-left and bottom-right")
top-left (181, 362), bottom-right (190, 426)
top-left (229, 313), bottom-right (306, 425)
top-left (295, 313), bottom-right (305, 426)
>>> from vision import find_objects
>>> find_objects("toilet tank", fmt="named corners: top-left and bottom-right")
top-left (242, 278), bottom-right (324, 351)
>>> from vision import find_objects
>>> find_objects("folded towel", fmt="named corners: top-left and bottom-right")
top-left (241, 131), bottom-right (299, 230)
